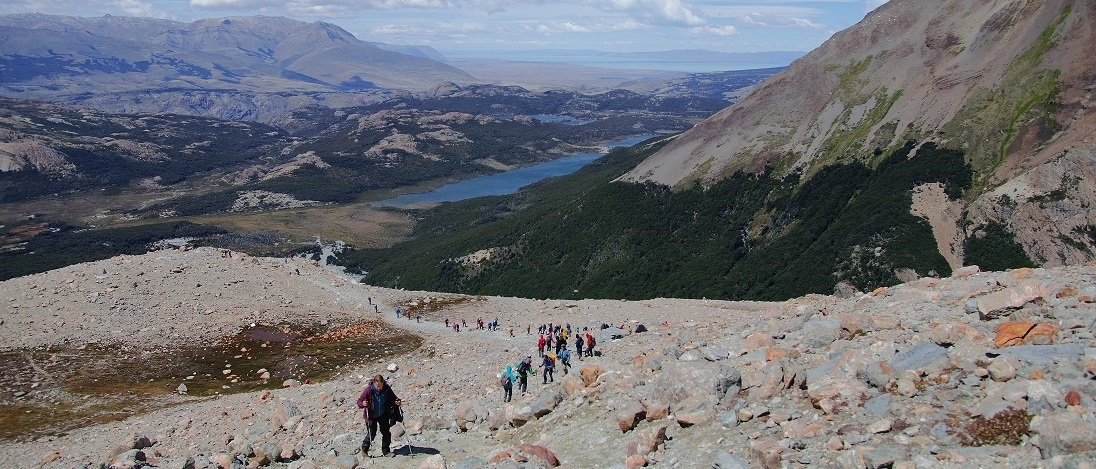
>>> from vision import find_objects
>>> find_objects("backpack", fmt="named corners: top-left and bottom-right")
top-left (499, 373), bottom-right (512, 387)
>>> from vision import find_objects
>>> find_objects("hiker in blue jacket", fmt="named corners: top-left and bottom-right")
top-left (357, 374), bottom-right (402, 458)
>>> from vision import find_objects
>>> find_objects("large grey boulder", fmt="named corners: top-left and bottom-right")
top-left (1031, 412), bottom-right (1096, 458)
top-left (648, 361), bottom-right (740, 407)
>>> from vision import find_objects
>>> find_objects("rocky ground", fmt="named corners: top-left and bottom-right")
top-left (2, 246), bottom-right (1096, 468)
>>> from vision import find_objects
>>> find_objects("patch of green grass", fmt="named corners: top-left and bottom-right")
top-left (942, 5), bottom-right (1070, 192)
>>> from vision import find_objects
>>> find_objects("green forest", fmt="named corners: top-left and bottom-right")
top-left (335, 138), bottom-right (1035, 301)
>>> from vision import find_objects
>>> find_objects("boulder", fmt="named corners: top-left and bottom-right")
top-left (487, 408), bottom-right (509, 431)
top-left (993, 321), bottom-right (1058, 348)
top-left (744, 331), bottom-right (775, 349)
top-left (673, 394), bottom-right (716, 427)
top-left (271, 401), bottom-right (302, 431)
top-left (626, 424), bottom-right (667, 456)
top-left (748, 440), bottom-right (783, 469)
top-left (712, 449), bottom-right (750, 469)
top-left (648, 361), bottom-right (740, 407)
top-left (579, 365), bottom-right (605, 387)
top-left (454, 400), bottom-right (488, 431)
top-left (990, 344), bottom-right (1086, 365)
top-left (801, 318), bottom-right (842, 349)
top-left (417, 454), bottom-right (447, 469)
top-left (888, 343), bottom-right (948, 374)
top-left (617, 399), bottom-right (648, 432)
top-left (561, 373), bottom-right (585, 396)
top-left (517, 444), bottom-right (560, 467)
top-left (645, 401), bottom-right (670, 421)
top-left (976, 282), bottom-right (1043, 319)
top-left (1031, 412), bottom-right (1096, 457)
top-left (530, 385), bottom-right (565, 417)
top-left (859, 360), bottom-right (895, 389)
top-left (862, 446), bottom-right (910, 469)
top-left (624, 454), bottom-right (647, 469)
top-left (109, 449), bottom-right (147, 469)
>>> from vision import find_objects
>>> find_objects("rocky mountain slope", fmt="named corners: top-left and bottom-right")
top-left (622, 0), bottom-right (1096, 268)
top-left (1, 248), bottom-right (1096, 468)
top-left (0, 14), bottom-right (474, 96)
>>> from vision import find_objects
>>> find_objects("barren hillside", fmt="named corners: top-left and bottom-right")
top-left (2, 247), bottom-right (1096, 468)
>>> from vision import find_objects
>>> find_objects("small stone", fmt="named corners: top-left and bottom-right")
top-left (868, 418), bottom-right (893, 434)
top-left (987, 358), bottom-right (1016, 382)
top-left (826, 436), bottom-right (844, 451)
top-left (1065, 390), bottom-right (1082, 406)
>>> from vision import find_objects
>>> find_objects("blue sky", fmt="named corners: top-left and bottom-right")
top-left (0, 0), bottom-right (889, 56)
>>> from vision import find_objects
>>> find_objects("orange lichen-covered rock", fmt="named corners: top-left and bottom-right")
top-left (993, 321), bottom-right (1058, 348)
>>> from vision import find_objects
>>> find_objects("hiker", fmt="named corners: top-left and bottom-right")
top-left (575, 333), bottom-right (584, 359)
top-left (356, 374), bottom-right (403, 458)
top-left (559, 348), bottom-right (572, 374)
top-left (585, 332), bottom-right (596, 357)
top-left (500, 365), bottom-right (515, 402)
top-left (555, 333), bottom-right (565, 355)
top-left (537, 334), bottom-right (546, 356)
top-left (541, 353), bottom-right (555, 384)
top-left (516, 356), bottom-right (533, 395)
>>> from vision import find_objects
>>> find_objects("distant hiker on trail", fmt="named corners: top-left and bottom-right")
top-left (541, 353), bottom-right (555, 384)
top-left (575, 334), bottom-right (584, 359)
top-left (357, 374), bottom-right (403, 458)
top-left (555, 334), bottom-right (565, 355)
top-left (445, 318), bottom-right (449, 327)
top-left (559, 348), bottom-right (572, 374)
top-left (585, 331), bottom-right (596, 357)
top-left (499, 365), bottom-right (515, 402)
top-left (516, 356), bottom-right (533, 395)
top-left (537, 334), bottom-right (546, 356)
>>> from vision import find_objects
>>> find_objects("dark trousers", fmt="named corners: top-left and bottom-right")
top-left (363, 413), bottom-right (394, 455)
top-left (576, 344), bottom-right (583, 358)
top-left (543, 367), bottom-right (554, 383)
top-left (519, 376), bottom-right (528, 394)
top-left (503, 385), bottom-right (513, 402)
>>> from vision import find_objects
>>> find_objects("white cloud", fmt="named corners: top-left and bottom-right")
top-left (689, 24), bottom-right (736, 36)
top-left (589, 0), bottom-right (705, 26)
top-left (739, 12), bottom-right (824, 29)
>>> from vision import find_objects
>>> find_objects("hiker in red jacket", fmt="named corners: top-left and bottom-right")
top-left (537, 333), bottom-right (546, 356)
top-left (357, 374), bottom-right (402, 458)
top-left (585, 331), bottom-right (595, 357)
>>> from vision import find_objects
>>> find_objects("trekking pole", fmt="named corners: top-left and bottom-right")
top-left (404, 409), bottom-right (415, 459)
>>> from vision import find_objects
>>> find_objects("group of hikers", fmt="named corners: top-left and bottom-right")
top-left (497, 323), bottom-right (599, 402)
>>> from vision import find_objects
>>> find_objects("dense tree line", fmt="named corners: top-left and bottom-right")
top-left (336, 139), bottom-right (1036, 301)
top-left (0, 222), bottom-right (226, 281)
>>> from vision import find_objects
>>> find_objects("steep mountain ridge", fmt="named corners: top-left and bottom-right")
top-left (621, 0), bottom-right (1096, 267)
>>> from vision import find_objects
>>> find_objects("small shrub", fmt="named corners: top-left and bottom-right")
top-left (957, 408), bottom-right (1032, 446)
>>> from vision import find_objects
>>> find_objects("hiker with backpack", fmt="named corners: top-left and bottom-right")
top-left (499, 365), bottom-right (515, 402)
top-left (558, 348), bottom-right (572, 374)
top-left (537, 333), bottom-right (546, 357)
top-left (541, 353), bottom-right (556, 384)
top-left (356, 374), bottom-right (403, 458)
top-left (575, 333), bottom-right (584, 359)
top-left (516, 356), bottom-right (533, 395)
top-left (585, 331), bottom-right (596, 357)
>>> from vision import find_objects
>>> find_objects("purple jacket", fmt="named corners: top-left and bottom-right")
top-left (357, 383), bottom-right (400, 425)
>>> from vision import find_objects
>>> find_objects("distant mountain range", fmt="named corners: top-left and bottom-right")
top-left (0, 14), bottom-right (474, 96)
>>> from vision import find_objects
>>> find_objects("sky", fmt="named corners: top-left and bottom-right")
top-left (0, 0), bottom-right (890, 58)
